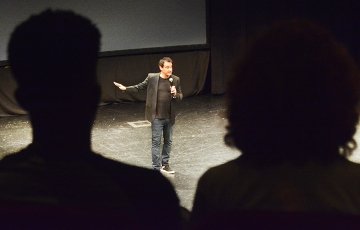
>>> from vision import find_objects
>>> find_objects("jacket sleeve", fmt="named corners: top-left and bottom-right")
top-left (173, 77), bottom-right (183, 101)
top-left (126, 75), bottom-right (149, 93)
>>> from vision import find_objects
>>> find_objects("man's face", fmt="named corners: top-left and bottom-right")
top-left (159, 61), bottom-right (173, 77)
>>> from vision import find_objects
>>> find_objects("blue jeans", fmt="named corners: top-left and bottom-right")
top-left (151, 118), bottom-right (173, 170)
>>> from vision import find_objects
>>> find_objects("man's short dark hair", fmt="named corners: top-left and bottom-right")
top-left (159, 57), bottom-right (173, 67)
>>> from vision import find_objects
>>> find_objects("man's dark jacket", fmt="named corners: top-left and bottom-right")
top-left (126, 73), bottom-right (183, 125)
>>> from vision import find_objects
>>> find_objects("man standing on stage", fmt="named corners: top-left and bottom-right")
top-left (114, 57), bottom-right (183, 174)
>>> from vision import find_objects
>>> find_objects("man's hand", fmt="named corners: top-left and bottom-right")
top-left (170, 86), bottom-right (176, 98)
top-left (114, 82), bottom-right (126, 91)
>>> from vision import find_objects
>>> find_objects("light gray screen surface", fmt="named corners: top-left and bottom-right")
top-left (0, 0), bottom-right (206, 61)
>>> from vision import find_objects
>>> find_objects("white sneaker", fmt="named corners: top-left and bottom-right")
top-left (160, 165), bottom-right (175, 174)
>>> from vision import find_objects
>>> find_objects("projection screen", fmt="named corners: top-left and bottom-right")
top-left (0, 0), bottom-right (207, 62)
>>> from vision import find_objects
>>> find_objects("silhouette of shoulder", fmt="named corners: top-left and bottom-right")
top-left (193, 155), bottom-right (360, 216)
top-left (0, 145), bottom-right (182, 227)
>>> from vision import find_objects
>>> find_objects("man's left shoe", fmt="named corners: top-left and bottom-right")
top-left (160, 165), bottom-right (175, 174)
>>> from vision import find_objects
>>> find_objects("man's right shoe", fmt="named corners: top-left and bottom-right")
top-left (160, 165), bottom-right (175, 174)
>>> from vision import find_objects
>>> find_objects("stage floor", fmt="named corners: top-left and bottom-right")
top-left (1, 93), bottom-right (360, 211)
top-left (0, 94), bottom-right (240, 210)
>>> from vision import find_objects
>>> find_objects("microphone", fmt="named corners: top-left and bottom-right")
top-left (169, 77), bottom-right (173, 86)
top-left (169, 77), bottom-right (176, 98)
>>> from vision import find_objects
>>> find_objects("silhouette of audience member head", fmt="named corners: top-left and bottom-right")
top-left (190, 20), bottom-right (360, 229)
top-left (225, 20), bottom-right (360, 162)
top-left (8, 9), bottom-right (101, 151)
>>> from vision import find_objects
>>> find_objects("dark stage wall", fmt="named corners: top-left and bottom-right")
top-left (209, 0), bottom-right (360, 95)
top-left (0, 50), bottom-right (209, 116)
